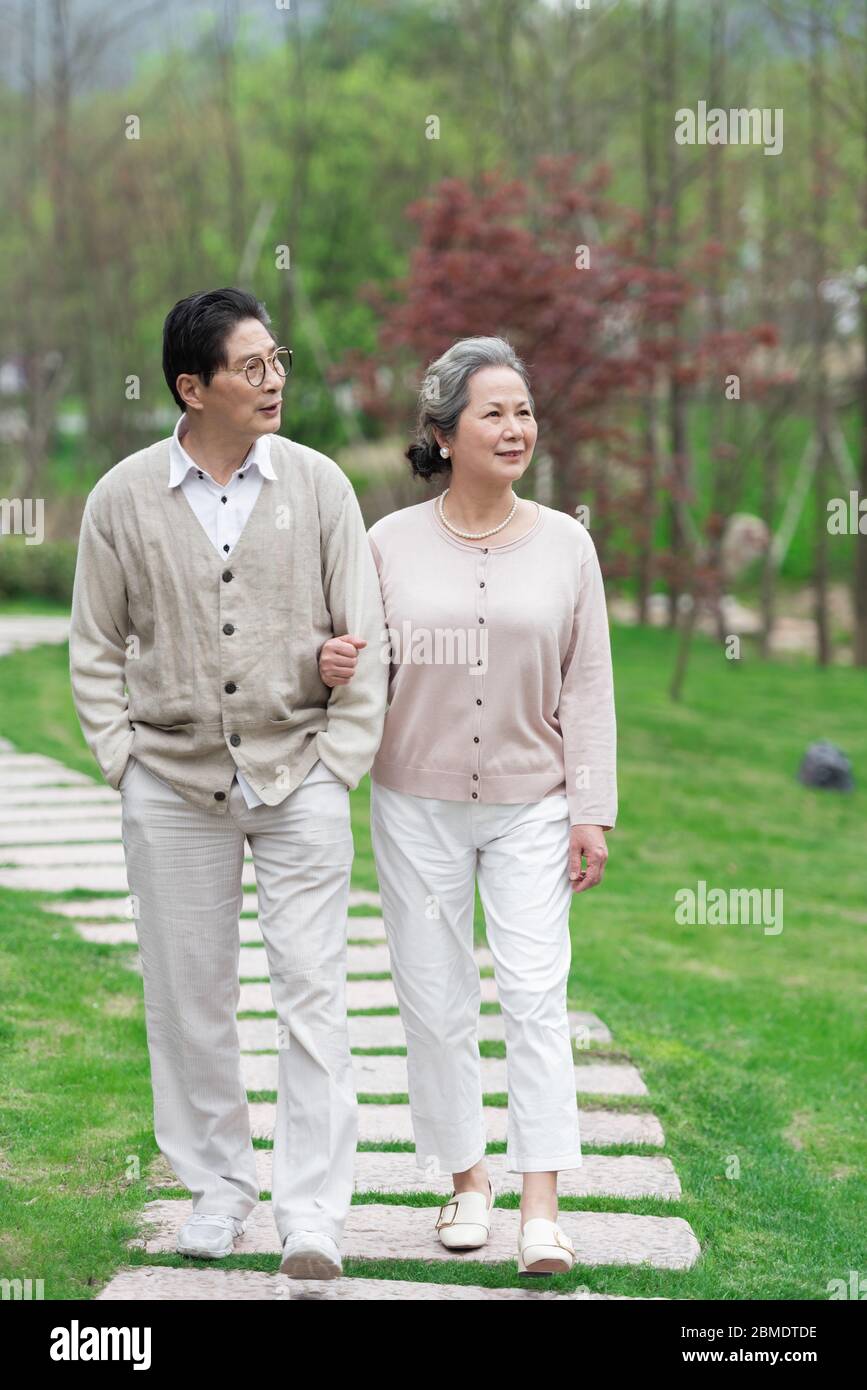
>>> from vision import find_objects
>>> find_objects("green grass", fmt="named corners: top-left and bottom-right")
top-left (0, 598), bottom-right (72, 616)
top-left (0, 629), bottom-right (864, 1299)
top-left (0, 886), bottom-right (159, 1300)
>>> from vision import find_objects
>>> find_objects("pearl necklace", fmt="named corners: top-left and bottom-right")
top-left (437, 487), bottom-right (519, 539)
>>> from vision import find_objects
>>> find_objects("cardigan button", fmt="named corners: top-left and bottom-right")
top-left (225, 682), bottom-right (237, 693)
top-left (479, 616), bottom-right (485, 623)
top-left (472, 792), bottom-right (478, 799)
top-left (223, 623), bottom-right (234, 635)
top-left (214, 791), bottom-right (226, 801)
top-left (473, 737), bottom-right (479, 743)
top-left (472, 774), bottom-right (479, 781)
top-left (230, 733), bottom-right (241, 747)
top-left (476, 698), bottom-right (482, 706)
top-left (222, 569), bottom-right (233, 582)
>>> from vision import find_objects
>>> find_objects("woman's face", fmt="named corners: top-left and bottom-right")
top-left (438, 366), bottom-right (537, 486)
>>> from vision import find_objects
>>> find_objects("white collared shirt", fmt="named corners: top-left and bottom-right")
top-left (165, 415), bottom-right (339, 808)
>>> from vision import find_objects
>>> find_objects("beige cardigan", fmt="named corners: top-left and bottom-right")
top-left (367, 498), bottom-right (617, 829)
top-left (69, 435), bottom-right (388, 813)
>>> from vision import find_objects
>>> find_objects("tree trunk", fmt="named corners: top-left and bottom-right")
top-left (759, 64), bottom-right (782, 660)
top-left (215, 0), bottom-right (246, 264)
top-left (705, 0), bottom-right (729, 644)
top-left (637, 0), bottom-right (660, 626)
top-left (854, 0), bottom-right (867, 664)
top-left (662, 0), bottom-right (689, 629)
top-left (809, 0), bottom-right (832, 666)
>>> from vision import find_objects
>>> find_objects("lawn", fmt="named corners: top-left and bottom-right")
top-left (0, 625), bottom-right (864, 1299)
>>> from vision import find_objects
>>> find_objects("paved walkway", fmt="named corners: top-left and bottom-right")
top-left (0, 614), bottom-right (70, 658)
top-left (0, 714), bottom-right (701, 1299)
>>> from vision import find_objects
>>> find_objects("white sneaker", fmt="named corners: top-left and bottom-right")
top-left (176, 1213), bottom-right (247, 1259)
top-left (279, 1230), bottom-right (343, 1280)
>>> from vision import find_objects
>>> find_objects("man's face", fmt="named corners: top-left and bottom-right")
top-left (179, 317), bottom-right (285, 438)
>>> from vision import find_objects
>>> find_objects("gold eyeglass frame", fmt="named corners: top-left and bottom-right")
top-left (219, 345), bottom-right (293, 388)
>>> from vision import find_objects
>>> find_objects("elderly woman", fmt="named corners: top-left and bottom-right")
top-left (318, 336), bottom-right (617, 1275)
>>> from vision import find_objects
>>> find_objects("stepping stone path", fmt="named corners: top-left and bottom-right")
top-left (0, 718), bottom-right (702, 1299)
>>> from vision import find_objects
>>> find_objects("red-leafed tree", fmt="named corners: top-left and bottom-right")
top-left (338, 155), bottom-right (776, 602)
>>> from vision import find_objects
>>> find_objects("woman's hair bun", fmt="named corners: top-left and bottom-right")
top-left (406, 336), bottom-right (531, 484)
top-left (406, 440), bottom-right (450, 480)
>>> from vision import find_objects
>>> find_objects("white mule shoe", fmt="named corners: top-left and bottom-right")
top-left (435, 1179), bottom-right (494, 1250)
top-left (517, 1218), bottom-right (575, 1275)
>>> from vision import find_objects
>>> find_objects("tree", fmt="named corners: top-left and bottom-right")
top-left (338, 156), bottom-right (772, 620)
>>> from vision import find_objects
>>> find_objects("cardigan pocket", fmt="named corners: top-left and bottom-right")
top-left (267, 704), bottom-right (329, 726)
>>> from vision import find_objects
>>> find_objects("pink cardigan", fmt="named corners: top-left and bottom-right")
top-left (366, 498), bottom-right (617, 829)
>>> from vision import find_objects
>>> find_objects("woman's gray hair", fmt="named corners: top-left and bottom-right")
top-left (406, 336), bottom-right (534, 480)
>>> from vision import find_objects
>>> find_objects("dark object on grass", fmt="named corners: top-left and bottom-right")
top-left (797, 742), bottom-right (854, 791)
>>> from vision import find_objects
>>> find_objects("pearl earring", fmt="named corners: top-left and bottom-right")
top-left (440, 447), bottom-right (450, 458)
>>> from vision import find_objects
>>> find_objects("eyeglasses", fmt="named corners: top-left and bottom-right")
top-left (220, 346), bottom-right (293, 388)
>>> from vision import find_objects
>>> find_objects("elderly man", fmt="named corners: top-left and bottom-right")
top-left (69, 287), bottom-right (387, 1279)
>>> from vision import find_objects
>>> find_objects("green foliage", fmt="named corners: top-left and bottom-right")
top-left (0, 540), bottom-right (77, 604)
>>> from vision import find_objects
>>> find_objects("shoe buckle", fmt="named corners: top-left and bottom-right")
top-left (553, 1228), bottom-right (574, 1255)
top-left (435, 1198), bottom-right (459, 1229)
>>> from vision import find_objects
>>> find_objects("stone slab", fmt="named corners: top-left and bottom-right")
top-left (235, 943), bottom-right (494, 978)
top-left (241, 1052), bottom-right (646, 1097)
top-left (41, 898), bottom-right (138, 920)
top-left (236, 892), bottom-right (379, 916)
top-left (75, 922), bottom-right (140, 945)
top-left (72, 920), bottom-right (389, 949)
top-left (0, 863), bottom-right (259, 892)
top-left (247, 1101), bottom-right (666, 1148)
top-left (0, 768), bottom-right (94, 788)
top-left (133, 1199), bottom-right (700, 1270)
top-left (0, 753), bottom-right (83, 771)
top-left (96, 1265), bottom-right (663, 1300)
top-left (0, 790), bottom-right (119, 813)
top-left (150, 1148), bottom-right (681, 1200)
top-left (0, 820), bottom-right (123, 844)
top-left (237, 1010), bottom-right (610, 1049)
top-left (348, 891), bottom-right (382, 909)
top-left (345, 917), bottom-right (389, 942)
top-left (238, 976), bottom-right (499, 1014)
top-left (0, 618), bottom-right (69, 638)
top-left (0, 842), bottom-right (127, 865)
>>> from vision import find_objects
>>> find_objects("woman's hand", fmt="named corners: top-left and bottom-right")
top-left (319, 634), bottom-right (366, 687)
top-left (568, 824), bottom-right (608, 893)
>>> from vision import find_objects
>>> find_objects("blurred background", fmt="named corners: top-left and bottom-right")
top-left (1, 0), bottom-right (867, 675)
